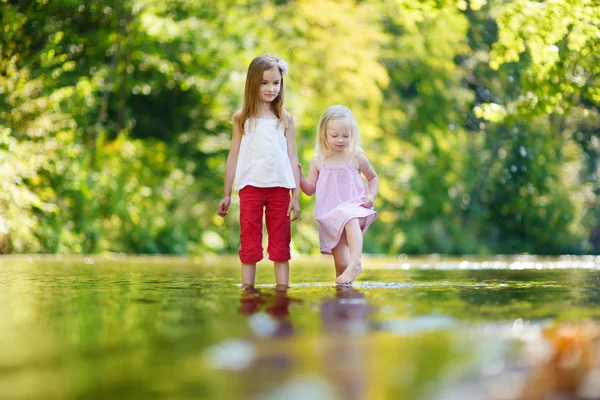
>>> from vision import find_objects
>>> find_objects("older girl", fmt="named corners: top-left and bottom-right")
top-left (218, 55), bottom-right (300, 288)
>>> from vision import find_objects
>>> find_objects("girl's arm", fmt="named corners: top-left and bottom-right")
top-left (285, 115), bottom-right (300, 221)
top-left (299, 158), bottom-right (319, 196)
top-left (217, 115), bottom-right (243, 217)
top-left (357, 154), bottom-right (379, 208)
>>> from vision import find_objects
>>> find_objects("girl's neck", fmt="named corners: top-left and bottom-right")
top-left (323, 149), bottom-right (354, 165)
top-left (257, 102), bottom-right (277, 119)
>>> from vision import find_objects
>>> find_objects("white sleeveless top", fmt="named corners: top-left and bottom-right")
top-left (234, 118), bottom-right (296, 190)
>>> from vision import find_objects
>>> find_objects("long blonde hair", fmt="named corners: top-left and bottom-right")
top-left (316, 105), bottom-right (363, 157)
top-left (235, 54), bottom-right (289, 132)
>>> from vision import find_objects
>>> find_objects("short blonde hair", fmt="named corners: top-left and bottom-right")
top-left (316, 105), bottom-right (362, 156)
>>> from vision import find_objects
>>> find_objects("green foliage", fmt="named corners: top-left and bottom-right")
top-left (0, 0), bottom-right (598, 255)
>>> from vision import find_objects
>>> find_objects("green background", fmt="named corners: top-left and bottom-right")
top-left (1, 0), bottom-right (599, 255)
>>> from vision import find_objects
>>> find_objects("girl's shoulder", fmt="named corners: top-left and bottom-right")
top-left (355, 152), bottom-right (369, 162)
top-left (231, 110), bottom-right (245, 134)
top-left (282, 110), bottom-right (294, 128)
top-left (232, 110), bottom-right (243, 122)
top-left (350, 151), bottom-right (369, 168)
top-left (311, 155), bottom-right (323, 169)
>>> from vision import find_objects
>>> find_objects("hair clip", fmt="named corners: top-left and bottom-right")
top-left (277, 59), bottom-right (289, 75)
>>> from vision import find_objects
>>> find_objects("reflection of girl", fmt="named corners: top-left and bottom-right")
top-left (320, 287), bottom-right (371, 400)
top-left (237, 286), bottom-right (297, 398)
top-left (238, 286), bottom-right (295, 338)
top-left (321, 286), bottom-right (371, 333)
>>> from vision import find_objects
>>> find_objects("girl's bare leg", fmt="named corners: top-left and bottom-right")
top-left (241, 263), bottom-right (257, 287)
top-left (336, 218), bottom-right (366, 284)
top-left (332, 232), bottom-right (350, 278)
top-left (274, 261), bottom-right (290, 287)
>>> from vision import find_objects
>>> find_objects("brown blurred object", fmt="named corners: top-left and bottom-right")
top-left (520, 324), bottom-right (600, 399)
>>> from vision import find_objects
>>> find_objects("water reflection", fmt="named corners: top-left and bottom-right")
top-left (233, 286), bottom-right (298, 398)
top-left (321, 286), bottom-right (372, 334)
top-left (238, 285), bottom-right (296, 338)
top-left (321, 286), bottom-right (373, 400)
top-left (3, 259), bottom-right (600, 399)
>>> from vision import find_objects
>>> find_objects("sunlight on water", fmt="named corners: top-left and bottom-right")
top-left (374, 254), bottom-right (600, 270)
top-left (1, 255), bottom-right (599, 399)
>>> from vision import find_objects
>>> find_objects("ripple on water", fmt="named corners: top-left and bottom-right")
top-left (378, 255), bottom-right (600, 270)
top-left (248, 282), bottom-right (491, 289)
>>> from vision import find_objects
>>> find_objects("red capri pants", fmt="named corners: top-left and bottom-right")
top-left (238, 186), bottom-right (291, 263)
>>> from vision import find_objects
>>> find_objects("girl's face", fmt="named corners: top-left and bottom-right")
top-left (259, 67), bottom-right (282, 103)
top-left (326, 119), bottom-right (352, 153)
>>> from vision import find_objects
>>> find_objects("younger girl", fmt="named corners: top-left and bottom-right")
top-left (217, 54), bottom-right (300, 288)
top-left (299, 105), bottom-right (378, 284)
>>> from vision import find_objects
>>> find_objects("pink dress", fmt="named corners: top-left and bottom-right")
top-left (315, 160), bottom-right (377, 254)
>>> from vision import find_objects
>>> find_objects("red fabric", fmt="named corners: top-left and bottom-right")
top-left (239, 186), bottom-right (291, 263)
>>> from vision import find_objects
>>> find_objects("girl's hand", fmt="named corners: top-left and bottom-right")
top-left (288, 196), bottom-right (300, 221)
top-left (362, 194), bottom-right (375, 208)
top-left (217, 196), bottom-right (231, 217)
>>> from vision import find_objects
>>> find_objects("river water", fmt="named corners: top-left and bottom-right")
top-left (1, 255), bottom-right (599, 399)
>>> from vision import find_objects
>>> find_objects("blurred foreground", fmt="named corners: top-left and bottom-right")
top-left (1, 255), bottom-right (599, 399)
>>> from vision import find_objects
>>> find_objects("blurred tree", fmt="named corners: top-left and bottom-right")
top-left (0, 0), bottom-right (597, 255)
top-left (470, 0), bottom-right (600, 253)
top-left (377, 0), bottom-right (474, 254)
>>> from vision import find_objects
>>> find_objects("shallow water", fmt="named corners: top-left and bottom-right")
top-left (1, 255), bottom-right (600, 399)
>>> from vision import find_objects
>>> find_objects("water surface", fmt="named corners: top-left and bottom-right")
top-left (1, 255), bottom-right (599, 399)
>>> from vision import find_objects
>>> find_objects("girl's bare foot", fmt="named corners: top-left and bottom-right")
top-left (275, 284), bottom-right (289, 292)
top-left (335, 262), bottom-right (362, 284)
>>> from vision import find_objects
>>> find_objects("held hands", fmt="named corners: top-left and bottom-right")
top-left (217, 196), bottom-right (230, 217)
top-left (362, 194), bottom-right (375, 208)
